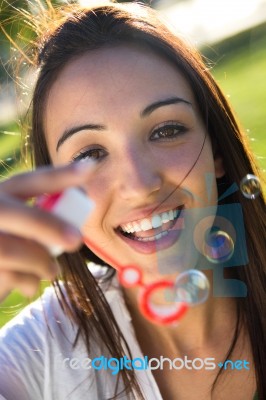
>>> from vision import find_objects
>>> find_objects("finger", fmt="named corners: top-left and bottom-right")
top-left (0, 270), bottom-right (41, 299)
top-left (0, 199), bottom-right (82, 251)
top-left (0, 233), bottom-right (59, 279)
top-left (0, 161), bottom-right (95, 199)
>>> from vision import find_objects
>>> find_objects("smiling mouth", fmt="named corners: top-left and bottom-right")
top-left (117, 205), bottom-right (184, 242)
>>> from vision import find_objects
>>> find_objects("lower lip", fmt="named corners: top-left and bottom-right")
top-left (116, 211), bottom-right (184, 255)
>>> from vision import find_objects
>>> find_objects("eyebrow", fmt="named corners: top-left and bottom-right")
top-left (56, 96), bottom-right (192, 151)
top-left (56, 124), bottom-right (105, 151)
top-left (140, 96), bottom-right (192, 117)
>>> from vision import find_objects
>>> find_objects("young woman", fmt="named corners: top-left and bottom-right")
top-left (0, 2), bottom-right (265, 399)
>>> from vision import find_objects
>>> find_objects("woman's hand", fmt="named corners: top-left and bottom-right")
top-left (0, 162), bottom-right (94, 302)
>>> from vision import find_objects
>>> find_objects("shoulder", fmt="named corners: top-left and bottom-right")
top-left (0, 272), bottom-right (161, 399)
top-left (0, 282), bottom-right (76, 342)
top-left (0, 274), bottom-right (132, 400)
top-left (0, 271), bottom-right (126, 349)
top-left (0, 283), bottom-right (78, 399)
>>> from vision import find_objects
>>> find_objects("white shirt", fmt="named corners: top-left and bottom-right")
top-left (0, 275), bottom-right (163, 400)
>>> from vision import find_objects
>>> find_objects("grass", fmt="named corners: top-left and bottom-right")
top-left (205, 26), bottom-right (266, 178)
top-left (0, 282), bottom-right (51, 327)
top-left (0, 29), bottom-right (265, 327)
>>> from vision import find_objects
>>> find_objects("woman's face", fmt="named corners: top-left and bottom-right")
top-left (44, 45), bottom-right (224, 279)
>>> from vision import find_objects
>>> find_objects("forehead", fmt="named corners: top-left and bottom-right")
top-left (44, 45), bottom-right (196, 141)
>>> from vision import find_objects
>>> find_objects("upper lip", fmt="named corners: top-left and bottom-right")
top-left (116, 204), bottom-right (184, 228)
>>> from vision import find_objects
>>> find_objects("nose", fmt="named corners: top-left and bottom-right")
top-left (117, 148), bottom-right (162, 201)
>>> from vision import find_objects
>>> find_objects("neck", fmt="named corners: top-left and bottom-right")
top-left (122, 272), bottom-right (238, 357)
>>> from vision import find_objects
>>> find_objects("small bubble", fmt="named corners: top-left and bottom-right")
top-left (240, 174), bottom-right (261, 199)
top-left (174, 270), bottom-right (209, 305)
top-left (203, 230), bottom-right (234, 264)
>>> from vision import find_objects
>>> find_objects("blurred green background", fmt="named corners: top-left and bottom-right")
top-left (0, 2), bottom-right (265, 327)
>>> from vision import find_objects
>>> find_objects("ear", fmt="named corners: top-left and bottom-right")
top-left (214, 154), bottom-right (225, 178)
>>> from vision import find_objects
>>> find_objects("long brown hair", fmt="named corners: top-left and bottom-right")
top-left (17, 1), bottom-right (266, 398)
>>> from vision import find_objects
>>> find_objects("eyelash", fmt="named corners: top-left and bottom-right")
top-left (72, 148), bottom-right (106, 163)
top-left (72, 122), bottom-right (187, 162)
top-left (150, 122), bottom-right (188, 141)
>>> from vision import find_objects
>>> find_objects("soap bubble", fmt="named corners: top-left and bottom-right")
top-left (174, 270), bottom-right (210, 305)
top-left (240, 174), bottom-right (261, 199)
top-left (203, 230), bottom-right (234, 264)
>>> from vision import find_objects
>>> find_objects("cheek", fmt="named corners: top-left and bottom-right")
top-left (158, 141), bottom-right (213, 181)
top-left (82, 165), bottom-right (113, 199)
top-left (168, 140), bottom-right (217, 202)
top-left (185, 159), bottom-right (218, 205)
top-left (81, 173), bottom-right (114, 233)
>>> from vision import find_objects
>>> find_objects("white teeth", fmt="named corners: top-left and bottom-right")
top-left (127, 223), bottom-right (134, 233)
top-left (136, 230), bottom-right (169, 242)
top-left (119, 207), bottom-right (181, 234)
top-left (140, 218), bottom-right (153, 231)
top-left (162, 212), bottom-right (170, 223)
top-left (133, 222), bottom-right (141, 233)
top-left (151, 215), bottom-right (162, 229)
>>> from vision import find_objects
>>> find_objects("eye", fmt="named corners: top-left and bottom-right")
top-left (150, 122), bottom-right (188, 141)
top-left (72, 147), bottom-right (107, 162)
